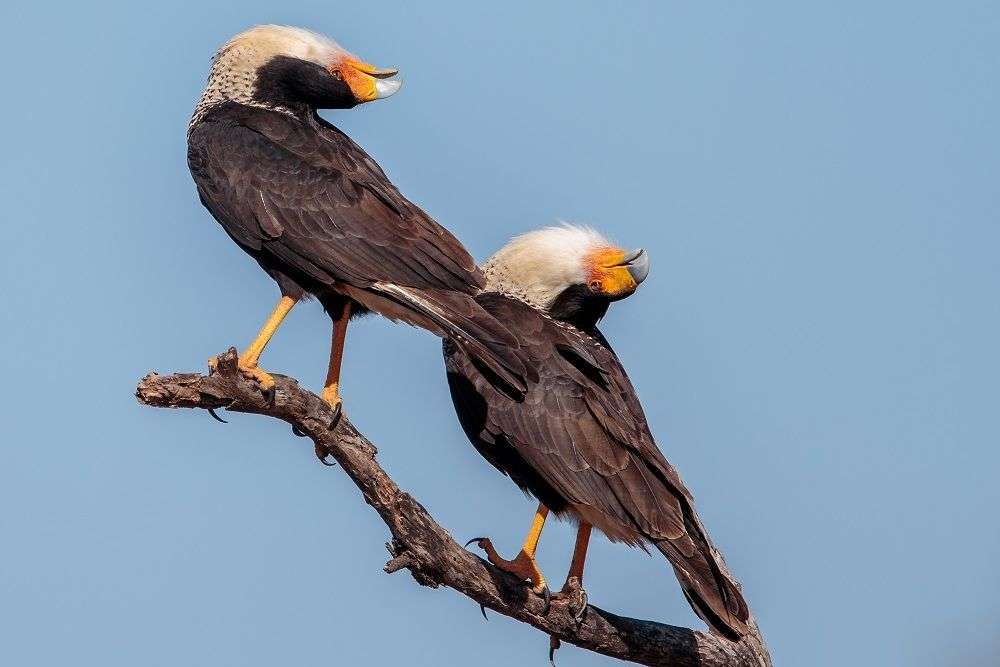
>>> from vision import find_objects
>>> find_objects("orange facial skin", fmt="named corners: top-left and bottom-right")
top-left (586, 247), bottom-right (639, 299)
top-left (331, 58), bottom-right (397, 103)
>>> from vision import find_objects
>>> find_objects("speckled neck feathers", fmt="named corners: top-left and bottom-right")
top-left (190, 45), bottom-right (299, 130)
top-left (481, 225), bottom-right (610, 313)
top-left (481, 260), bottom-right (547, 311)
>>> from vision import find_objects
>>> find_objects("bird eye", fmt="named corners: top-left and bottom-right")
top-left (331, 69), bottom-right (343, 81)
top-left (589, 280), bottom-right (602, 292)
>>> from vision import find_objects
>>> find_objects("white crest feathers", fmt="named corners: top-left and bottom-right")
top-left (483, 224), bottom-right (612, 310)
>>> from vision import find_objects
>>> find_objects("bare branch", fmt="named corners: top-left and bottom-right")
top-left (136, 348), bottom-right (772, 666)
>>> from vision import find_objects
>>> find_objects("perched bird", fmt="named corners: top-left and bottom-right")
top-left (187, 25), bottom-right (525, 433)
top-left (446, 226), bottom-right (749, 639)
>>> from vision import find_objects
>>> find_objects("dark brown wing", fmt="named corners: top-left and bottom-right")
top-left (444, 293), bottom-right (748, 638)
top-left (188, 104), bottom-right (526, 390)
top-left (187, 104), bottom-right (482, 294)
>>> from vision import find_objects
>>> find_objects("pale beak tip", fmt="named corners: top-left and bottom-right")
top-left (374, 78), bottom-right (403, 99)
top-left (626, 248), bottom-right (650, 285)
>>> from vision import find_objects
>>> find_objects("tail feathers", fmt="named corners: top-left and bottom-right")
top-left (655, 540), bottom-right (750, 640)
top-left (369, 283), bottom-right (528, 394)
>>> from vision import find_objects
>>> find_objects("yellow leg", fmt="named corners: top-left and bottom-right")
top-left (322, 301), bottom-right (351, 409)
top-left (240, 296), bottom-right (298, 366)
top-left (564, 523), bottom-right (592, 587)
top-left (556, 522), bottom-right (592, 623)
top-left (470, 503), bottom-right (549, 593)
top-left (211, 295), bottom-right (297, 392)
top-left (522, 504), bottom-right (549, 557)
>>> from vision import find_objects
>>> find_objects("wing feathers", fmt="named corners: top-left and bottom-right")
top-left (443, 293), bottom-right (749, 638)
top-left (372, 283), bottom-right (528, 394)
top-left (189, 108), bottom-right (485, 295)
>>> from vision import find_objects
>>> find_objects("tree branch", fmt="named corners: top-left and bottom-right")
top-left (136, 348), bottom-right (771, 666)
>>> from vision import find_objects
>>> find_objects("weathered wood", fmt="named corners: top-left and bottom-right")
top-left (136, 348), bottom-right (772, 666)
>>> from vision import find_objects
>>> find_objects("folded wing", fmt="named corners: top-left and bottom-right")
top-left (189, 108), bottom-right (526, 390)
top-left (444, 293), bottom-right (748, 638)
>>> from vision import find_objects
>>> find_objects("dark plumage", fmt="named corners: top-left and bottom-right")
top-left (187, 26), bottom-right (524, 403)
top-left (444, 227), bottom-right (749, 639)
top-left (190, 103), bottom-right (474, 296)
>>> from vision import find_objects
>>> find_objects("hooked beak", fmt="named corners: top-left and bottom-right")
top-left (374, 77), bottom-right (403, 99)
top-left (589, 246), bottom-right (651, 300)
top-left (340, 59), bottom-right (403, 102)
top-left (622, 248), bottom-right (650, 285)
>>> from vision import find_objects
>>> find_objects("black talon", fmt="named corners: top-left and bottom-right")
top-left (314, 444), bottom-right (337, 466)
top-left (261, 385), bottom-right (276, 407)
top-left (573, 589), bottom-right (588, 624)
top-left (327, 402), bottom-right (343, 430)
top-left (207, 408), bottom-right (228, 423)
top-left (464, 537), bottom-right (486, 549)
top-left (291, 424), bottom-right (307, 437)
top-left (540, 584), bottom-right (552, 615)
top-left (479, 604), bottom-right (488, 621)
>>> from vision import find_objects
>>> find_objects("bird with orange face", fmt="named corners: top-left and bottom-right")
top-left (185, 24), bottom-right (747, 640)
top-left (446, 226), bottom-right (749, 639)
top-left (187, 26), bottom-right (525, 435)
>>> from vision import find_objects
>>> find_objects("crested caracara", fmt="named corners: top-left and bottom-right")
top-left (187, 26), bottom-right (525, 433)
top-left (445, 226), bottom-right (749, 639)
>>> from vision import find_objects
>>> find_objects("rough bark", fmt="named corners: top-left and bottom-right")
top-left (135, 348), bottom-right (772, 667)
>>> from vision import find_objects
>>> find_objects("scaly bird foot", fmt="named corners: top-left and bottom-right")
top-left (546, 579), bottom-right (587, 666)
top-left (554, 576), bottom-right (589, 624)
top-left (322, 386), bottom-right (344, 431)
top-left (208, 355), bottom-right (277, 405)
top-left (465, 537), bottom-right (551, 612)
top-left (206, 355), bottom-right (274, 419)
top-left (239, 362), bottom-right (276, 405)
top-left (311, 386), bottom-right (343, 465)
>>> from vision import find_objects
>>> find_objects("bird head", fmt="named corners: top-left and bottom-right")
top-left (483, 225), bottom-right (650, 328)
top-left (201, 25), bottom-right (401, 112)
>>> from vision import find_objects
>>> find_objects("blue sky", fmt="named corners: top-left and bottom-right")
top-left (2, 2), bottom-right (998, 665)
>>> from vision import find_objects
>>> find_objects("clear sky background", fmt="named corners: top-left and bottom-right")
top-left (2, 2), bottom-right (998, 666)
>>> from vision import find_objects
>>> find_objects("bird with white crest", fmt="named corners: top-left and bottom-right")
top-left (447, 225), bottom-right (749, 640)
top-left (187, 25), bottom-right (526, 441)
